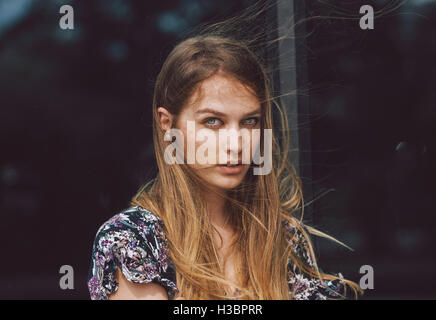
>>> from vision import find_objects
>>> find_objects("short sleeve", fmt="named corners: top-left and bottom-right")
top-left (284, 220), bottom-right (347, 300)
top-left (87, 206), bottom-right (178, 300)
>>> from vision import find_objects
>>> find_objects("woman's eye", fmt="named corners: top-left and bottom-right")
top-left (241, 118), bottom-right (259, 126)
top-left (203, 118), bottom-right (222, 127)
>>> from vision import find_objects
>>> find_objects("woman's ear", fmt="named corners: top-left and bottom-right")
top-left (157, 107), bottom-right (174, 132)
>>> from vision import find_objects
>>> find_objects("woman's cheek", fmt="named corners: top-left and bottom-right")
top-left (250, 131), bottom-right (261, 162)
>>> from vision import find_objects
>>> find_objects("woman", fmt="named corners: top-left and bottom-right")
top-left (87, 34), bottom-right (362, 300)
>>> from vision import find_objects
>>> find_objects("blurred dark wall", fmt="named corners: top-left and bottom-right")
top-left (0, 0), bottom-right (435, 299)
top-left (304, 0), bottom-right (436, 299)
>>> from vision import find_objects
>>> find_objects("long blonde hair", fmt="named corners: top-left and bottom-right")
top-left (130, 34), bottom-right (363, 299)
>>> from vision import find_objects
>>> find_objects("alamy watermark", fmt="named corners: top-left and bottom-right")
top-left (59, 264), bottom-right (74, 290)
top-left (59, 5), bottom-right (74, 30)
top-left (359, 264), bottom-right (375, 290)
top-left (360, 5), bottom-right (374, 30)
top-left (163, 121), bottom-right (272, 175)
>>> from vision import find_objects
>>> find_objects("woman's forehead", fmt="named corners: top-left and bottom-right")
top-left (189, 74), bottom-right (260, 113)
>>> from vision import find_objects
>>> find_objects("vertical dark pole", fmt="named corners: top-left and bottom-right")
top-left (276, 0), bottom-right (300, 174)
top-left (269, 0), bottom-right (316, 251)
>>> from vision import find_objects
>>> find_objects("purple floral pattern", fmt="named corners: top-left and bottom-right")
top-left (283, 219), bottom-right (346, 299)
top-left (87, 206), bottom-right (346, 300)
top-left (87, 206), bottom-right (178, 300)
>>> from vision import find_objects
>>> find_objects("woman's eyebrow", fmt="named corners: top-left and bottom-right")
top-left (195, 108), bottom-right (227, 117)
top-left (195, 107), bottom-right (261, 117)
top-left (244, 109), bottom-right (261, 117)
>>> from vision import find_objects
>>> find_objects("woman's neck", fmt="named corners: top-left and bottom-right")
top-left (203, 188), bottom-right (238, 291)
top-left (203, 189), bottom-right (229, 230)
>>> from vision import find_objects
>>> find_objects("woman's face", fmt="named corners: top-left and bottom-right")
top-left (160, 74), bottom-right (261, 191)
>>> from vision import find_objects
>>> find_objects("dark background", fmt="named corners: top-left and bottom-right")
top-left (0, 0), bottom-right (435, 299)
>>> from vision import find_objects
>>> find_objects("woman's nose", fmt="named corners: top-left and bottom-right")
top-left (219, 124), bottom-right (244, 157)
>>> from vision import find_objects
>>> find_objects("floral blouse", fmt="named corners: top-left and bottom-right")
top-left (87, 205), bottom-right (345, 300)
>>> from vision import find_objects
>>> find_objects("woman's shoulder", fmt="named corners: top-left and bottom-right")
top-left (282, 218), bottom-right (315, 267)
top-left (97, 205), bottom-right (162, 229)
top-left (91, 205), bottom-right (170, 257)
top-left (88, 205), bottom-right (177, 300)
top-left (93, 205), bottom-right (165, 242)
top-left (282, 218), bottom-right (347, 300)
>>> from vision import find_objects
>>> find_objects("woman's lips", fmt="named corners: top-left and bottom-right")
top-left (217, 163), bottom-right (247, 175)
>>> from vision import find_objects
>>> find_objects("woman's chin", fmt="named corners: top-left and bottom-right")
top-left (215, 181), bottom-right (242, 190)
top-left (194, 165), bottom-right (250, 191)
top-left (207, 175), bottom-right (245, 191)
